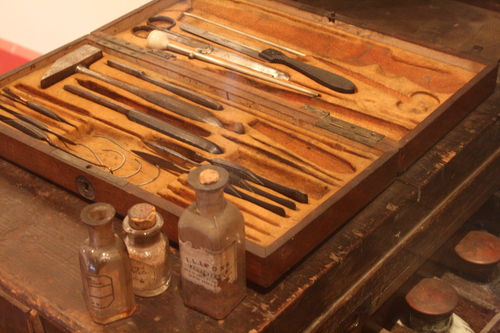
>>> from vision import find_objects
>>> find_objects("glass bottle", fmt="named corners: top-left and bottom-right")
top-left (178, 165), bottom-right (246, 319)
top-left (122, 203), bottom-right (171, 297)
top-left (79, 202), bottom-right (136, 324)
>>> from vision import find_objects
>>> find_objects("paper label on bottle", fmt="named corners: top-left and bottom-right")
top-left (179, 240), bottom-right (237, 293)
top-left (130, 259), bottom-right (156, 291)
top-left (83, 274), bottom-right (115, 309)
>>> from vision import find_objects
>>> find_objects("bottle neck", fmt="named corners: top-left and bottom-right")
top-left (195, 188), bottom-right (227, 217)
top-left (127, 228), bottom-right (161, 247)
top-left (123, 213), bottom-right (164, 247)
top-left (88, 223), bottom-right (116, 248)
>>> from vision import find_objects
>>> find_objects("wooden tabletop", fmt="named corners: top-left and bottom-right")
top-left (0, 0), bottom-right (499, 332)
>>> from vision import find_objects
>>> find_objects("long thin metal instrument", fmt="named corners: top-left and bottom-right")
top-left (0, 103), bottom-right (76, 145)
top-left (144, 141), bottom-right (297, 209)
top-left (40, 45), bottom-right (223, 128)
top-left (106, 60), bottom-right (224, 110)
top-left (207, 156), bottom-right (308, 203)
top-left (225, 183), bottom-right (286, 217)
top-left (228, 173), bottom-right (296, 210)
top-left (74, 64), bottom-right (224, 127)
top-left (2, 87), bottom-right (77, 127)
top-left (147, 31), bottom-right (319, 97)
top-left (133, 149), bottom-right (286, 216)
top-left (64, 84), bottom-right (223, 154)
top-left (183, 12), bottom-right (306, 56)
top-left (144, 140), bottom-right (308, 203)
top-left (0, 113), bottom-right (111, 171)
top-left (180, 24), bottom-right (356, 94)
top-left (132, 150), bottom-right (188, 174)
top-left (133, 23), bottom-right (290, 80)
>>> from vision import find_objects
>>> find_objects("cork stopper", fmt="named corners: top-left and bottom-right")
top-left (187, 165), bottom-right (229, 192)
top-left (127, 203), bottom-right (157, 230)
top-left (199, 169), bottom-right (220, 185)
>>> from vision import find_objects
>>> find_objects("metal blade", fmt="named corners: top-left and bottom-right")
top-left (228, 173), bottom-right (297, 210)
top-left (132, 150), bottom-right (188, 174)
top-left (106, 60), bottom-right (224, 110)
top-left (208, 157), bottom-right (308, 203)
top-left (0, 104), bottom-right (76, 145)
top-left (2, 88), bottom-right (76, 127)
top-left (64, 84), bottom-right (223, 154)
top-left (225, 184), bottom-right (286, 217)
top-left (0, 114), bottom-right (49, 141)
top-left (144, 141), bottom-right (200, 167)
top-left (158, 27), bottom-right (289, 80)
top-left (181, 24), bottom-right (262, 59)
top-left (133, 147), bottom-right (285, 215)
top-left (181, 24), bottom-right (356, 94)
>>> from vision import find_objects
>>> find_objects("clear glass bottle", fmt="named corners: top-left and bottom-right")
top-left (178, 165), bottom-right (246, 319)
top-left (122, 203), bottom-right (171, 297)
top-left (79, 202), bottom-right (136, 324)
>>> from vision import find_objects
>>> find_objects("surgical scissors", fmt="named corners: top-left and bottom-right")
top-left (132, 15), bottom-right (214, 54)
top-left (132, 16), bottom-right (177, 39)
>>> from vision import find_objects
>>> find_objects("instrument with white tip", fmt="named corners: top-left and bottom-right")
top-left (146, 30), bottom-right (320, 97)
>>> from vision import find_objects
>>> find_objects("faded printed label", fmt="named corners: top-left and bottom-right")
top-left (179, 240), bottom-right (237, 292)
top-left (84, 274), bottom-right (115, 309)
top-left (130, 259), bottom-right (156, 291)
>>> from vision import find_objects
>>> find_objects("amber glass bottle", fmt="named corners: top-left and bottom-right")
top-left (178, 165), bottom-right (246, 319)
top-left (79, 202), bottom-right (136, 324)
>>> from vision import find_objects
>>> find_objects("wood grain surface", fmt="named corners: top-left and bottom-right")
top-left (0, 0), bottom-right (498, 332)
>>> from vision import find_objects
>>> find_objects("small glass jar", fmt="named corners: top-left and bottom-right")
top-left (123, 203), bottom-right (171, 297)
top-left (178, 165), bottom-right (246, 319)
top-left (79, 202), bottom-right (136, 324)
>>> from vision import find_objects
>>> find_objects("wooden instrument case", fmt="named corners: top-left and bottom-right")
top-left (0, 0), bottom-right (496, 287)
